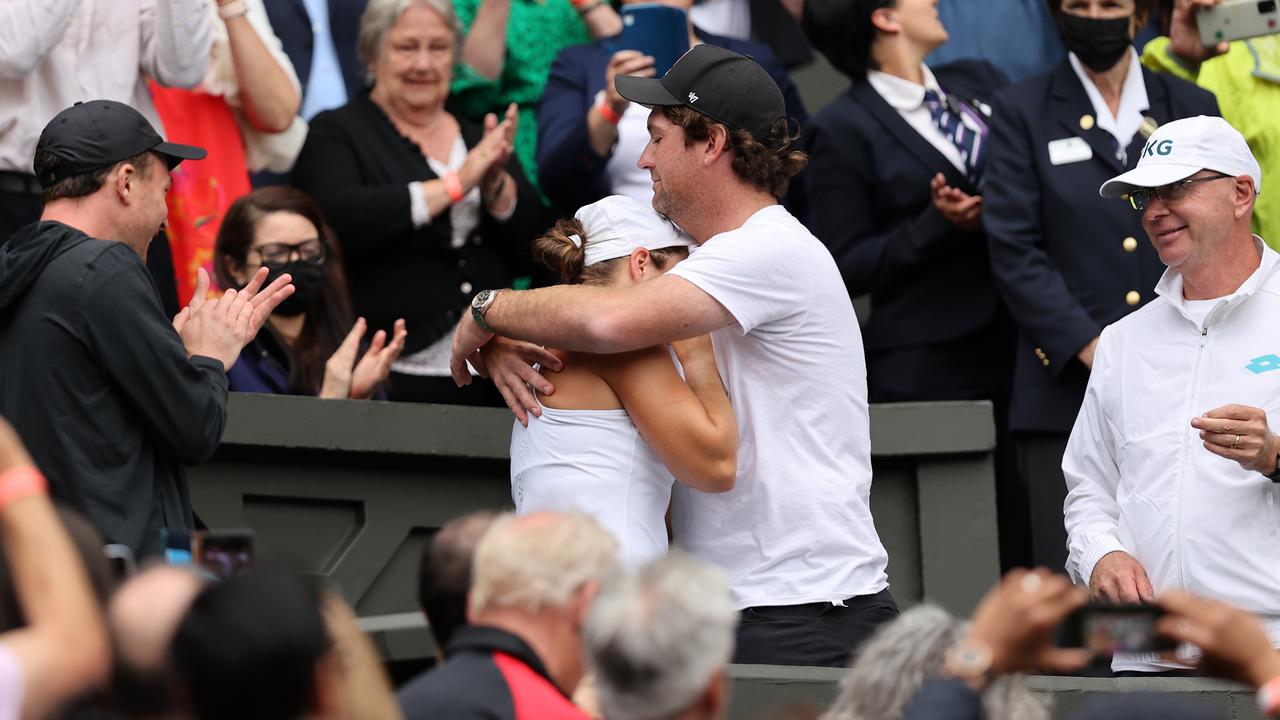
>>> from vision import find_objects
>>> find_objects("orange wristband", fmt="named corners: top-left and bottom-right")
top-left (0, 466), bottom-right (47, 509)
top-left (443, 172), bottom-right (465, 204)
top-left (596, 99), bottom-right (622, 125)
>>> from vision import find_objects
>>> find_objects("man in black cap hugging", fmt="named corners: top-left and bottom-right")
top-left (450, 45), bottom-right (898, 666)
top-left (0, 100), bottom-right (294, 557)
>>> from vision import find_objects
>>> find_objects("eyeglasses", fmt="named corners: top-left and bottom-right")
top-left (1128, 173), bottom-right (1233, 211)
top-left (248, 239), bottom-right (327, 266)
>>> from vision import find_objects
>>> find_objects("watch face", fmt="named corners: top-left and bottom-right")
top-left (472, 290), bottom-right (491, 309)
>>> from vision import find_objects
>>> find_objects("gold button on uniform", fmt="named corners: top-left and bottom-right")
top-left (1080, 114), bottom-right (1095, 130)
top-left (1125, 290), bottom-right (1141, 306)
top-left (1042, 358), bottom-right (1050, 366)
top-left (1122, 236), bottom-right (1138, 252)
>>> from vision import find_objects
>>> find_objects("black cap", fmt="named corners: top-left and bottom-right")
top-left (616, 44), bottom-right (785, 144)
top-left (34, 100), bottom-right (207, 189)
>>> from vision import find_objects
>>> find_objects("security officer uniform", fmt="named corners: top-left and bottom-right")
top-left (983, 56), bottom-right (1218, 571)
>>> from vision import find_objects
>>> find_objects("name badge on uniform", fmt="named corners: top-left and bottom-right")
top-left (1047, 137), bottom-right (1093, 166)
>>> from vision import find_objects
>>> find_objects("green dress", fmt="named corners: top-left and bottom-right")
top-left (450, 0), bottom-right (590, 194)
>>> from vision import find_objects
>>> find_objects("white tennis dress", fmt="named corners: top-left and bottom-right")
top-left (509, 402), bottom-right (674, 566)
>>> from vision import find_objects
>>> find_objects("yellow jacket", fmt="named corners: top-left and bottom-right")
top-left (1142, 36), bottom-right (1280, 251)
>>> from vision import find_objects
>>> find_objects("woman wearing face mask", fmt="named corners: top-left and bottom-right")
top-left (982, 0), bottom-right (1218, 573)
top-left (215, 187), bottom-right (408, 399)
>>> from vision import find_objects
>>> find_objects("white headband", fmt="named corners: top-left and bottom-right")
top-left (574, 195), bottom-right (696, 267)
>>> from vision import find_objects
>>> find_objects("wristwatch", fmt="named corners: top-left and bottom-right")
top-left (470, 289), bottom-right (499, 333)
top-left (943, 639), bottom-right (995, 690)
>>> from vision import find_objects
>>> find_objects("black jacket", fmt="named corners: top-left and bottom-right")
top-left (293, 94), bottom-right (552, 355)
top-left (803, 60), bottom-right (1012, 401)
top-left (0, 222), bottom-right (227, 556)
top-left (397, 625), bottom-right (586, 720)
top-left (983, 60), bottom-right (1219, 432)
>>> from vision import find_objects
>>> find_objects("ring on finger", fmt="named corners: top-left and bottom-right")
top-left (1233, 434), bottom-right (1242, 449)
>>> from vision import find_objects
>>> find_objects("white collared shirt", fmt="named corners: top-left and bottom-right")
top-left (0, 0), bottom-right (213, 174)
top-left (867, 65), bottom-right (980, 175)
top-left (1068, 48), bottom-right (1149, 161)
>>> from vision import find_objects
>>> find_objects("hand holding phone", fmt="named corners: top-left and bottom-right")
top-left (605, 49), bottom-right (656, 115)
top-left (611, 4), bottom-right (689, 76)
top-left (1196, 0), bottom-right (1279, 47)
top-left (1055, 604), bottom-right (1175, 657)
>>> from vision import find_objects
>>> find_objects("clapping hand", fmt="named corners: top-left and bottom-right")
top-left (174, 267), bottom-right (295, 370)
top-left (320, 318), bottom-right (408, 400)
top-left (931, 173), bottom-right (983, 232)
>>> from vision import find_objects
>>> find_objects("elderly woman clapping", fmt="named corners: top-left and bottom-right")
top-left (293, 0), bottom-right (550, 405)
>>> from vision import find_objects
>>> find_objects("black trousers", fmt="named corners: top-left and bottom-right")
top-left (732, 589), bottom-right (899, 667)
top-left (0, 173), bottom-right (43, 243)
top-left (1016, 431), bottom-right (1071, 574)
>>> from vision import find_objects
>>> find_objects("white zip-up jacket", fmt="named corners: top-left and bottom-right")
top-left (1063, 238), bottom-right (1280, 671)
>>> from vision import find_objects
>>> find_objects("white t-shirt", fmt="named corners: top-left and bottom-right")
top-left (604, 103), bottom-right (655, 205)
top-left (665, 205), bottom-right (890, 609)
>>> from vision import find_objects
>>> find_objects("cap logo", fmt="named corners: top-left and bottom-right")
top-left (1142, 138), bottom-right (1173, 158)
top-left (688, 92), bottom-right (699, 103)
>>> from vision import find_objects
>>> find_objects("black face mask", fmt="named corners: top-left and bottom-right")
top-left (258, 260), bottom-right (327, 317)
top-left (1060, 13), bottom-right (1133, 73)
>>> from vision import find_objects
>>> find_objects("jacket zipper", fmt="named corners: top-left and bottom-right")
top-left (1177, 323), bottom-right (1211, 592)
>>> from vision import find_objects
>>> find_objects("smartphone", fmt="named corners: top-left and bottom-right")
top-left (611, 4), bottom-right (690, 76)
top-left (1056, 604), bottom-right (1176, 657)
top-left (193, 529), bottom-right (255, 580)
top-left (1198, 0), bottom-right (1280, 46)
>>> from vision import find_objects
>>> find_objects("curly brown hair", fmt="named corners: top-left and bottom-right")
top-left (660, 106), bottom-right (807, 199)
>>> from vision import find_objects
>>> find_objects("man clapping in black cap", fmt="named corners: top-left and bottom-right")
top-left (0, 100), bottom-right (294, 556)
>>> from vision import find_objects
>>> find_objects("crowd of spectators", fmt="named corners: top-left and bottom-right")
top-left (3, 0), bottom-right (1280, 717)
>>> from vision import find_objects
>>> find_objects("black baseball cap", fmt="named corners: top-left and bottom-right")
top-left (35, 100), bottom-right (207, 189)
top-left (616, 44), bottom-right (785, 145)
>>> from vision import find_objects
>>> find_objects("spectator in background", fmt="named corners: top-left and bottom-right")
top-left (215, 187), bottom-right (407, 398)
top-left (982, 0), bottom-right (1217, 572)
top-left (512, 196), bottom-right (735, 567)
top-left (294, 0), bottom-right (551, 405)
top-left (398, 511), bottom-right (619, 719)
top-left (108, 566), bottom-right (204, 719)
top-left (0, 416), bottom-right (111, 720)
top-left (152, 0), bottom-right (308, 313)
top-left (0, 0), bottom-right (212, 243)
top-left (1141, 0), bottom-right (1280, 250)
top-left (537, 0), bottom-right (808, 215)
top-left (687, 0), bottom-right (813, 69)
top-left (801, 0), bottom-right (1024, 568)
top-left (826, 604), bottom-right (1048, 720)
top-left (172, 572), bottom-right (356, 720)
top-left (417, 510), bottom-right (499, 660)
top-left (926, 0), bottom-right (1064, 82)
top-left (584, 550), bottom-right (738, 720)
top-left (267, 0), bottom-right (371, 122)
top-left (451, 0), bottom-right (621, 190)
top-left (0, 101), bottom-right (294, 555)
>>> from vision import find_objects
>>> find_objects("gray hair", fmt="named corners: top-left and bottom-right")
top-left (823, 605), bottom-right (1050, 720)
top-left (358, 0), bottom-right (461, 80)
top-left (585, 550), bottom-right (738, 720)
top-left (469, 512), bottom-right (618, 614)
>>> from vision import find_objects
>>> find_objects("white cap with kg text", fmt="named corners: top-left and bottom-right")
top-left (1098, 115), bottom-right (1261, 198)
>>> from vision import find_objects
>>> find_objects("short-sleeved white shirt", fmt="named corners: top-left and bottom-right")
top-left (666, 205), bottom-right (890, 609)
top-left (0, 643), bottom-right (24, 720)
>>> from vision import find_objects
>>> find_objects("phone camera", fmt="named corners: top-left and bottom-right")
top-left (1260, 1), bottom-right (1277, 13)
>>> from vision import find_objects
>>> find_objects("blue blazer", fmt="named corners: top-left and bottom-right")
top-left (264, 0), bottom-right (368, 103)
top-left (536, 30), bottom-right (808, 215)
top-left (983, 59), bottom-right (1218, 433)
top-left (803, 61), bottom-right (1009, 388)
